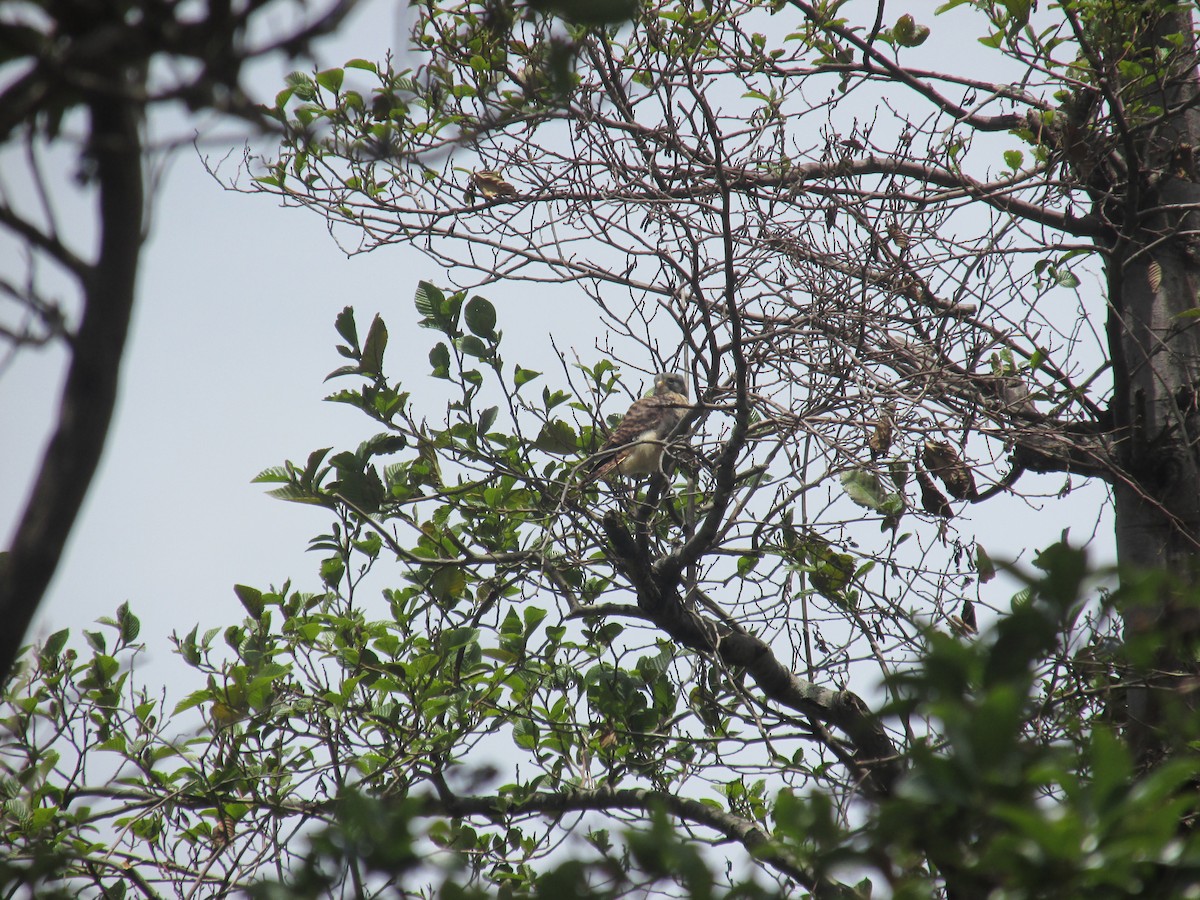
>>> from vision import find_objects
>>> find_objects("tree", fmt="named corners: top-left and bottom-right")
top-left (0, 0), bottom-right (363, 681)
top-left (251, 0), bottom-right (1200, 761)
top-left (5, 0), bottom-right (1200, 895)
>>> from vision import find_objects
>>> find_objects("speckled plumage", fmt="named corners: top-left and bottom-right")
top-left (587, 373), bottom-right (690, 482)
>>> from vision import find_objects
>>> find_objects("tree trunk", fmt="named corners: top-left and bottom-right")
top-left (0, 96), bottom-right (143, 681)
top-left (1108, 8), bottom-right (1200, 765)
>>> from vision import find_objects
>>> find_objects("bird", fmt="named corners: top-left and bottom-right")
top-left (584, 373), bottom-right (690, 483)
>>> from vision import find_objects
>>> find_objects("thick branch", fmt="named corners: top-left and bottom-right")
top-left (603, 512), bottom-right (900, 797)
top-left (739, 157), bottom-right (1104, 238)
top-left (785, 0), bottom-right (1037, 134)
top-left (0, 95), bottom-right (143, 680)
top-left (434, 786), bottom-right (858, 896)
top-left (880, 334), bottom-right (1118, 480)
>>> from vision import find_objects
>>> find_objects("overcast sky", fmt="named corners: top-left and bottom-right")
top-left (3, 0), bottom-right (1116, 693)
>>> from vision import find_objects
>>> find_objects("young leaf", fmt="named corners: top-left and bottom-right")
top-left (514, 366), bottom-right (541, 389)
top-left (361, 315), bottom-right (388, 376)
top-left (840, 469), bottom-right (889, 511)
top-left (429, 342), bottom-right (451, 378)
top-left (117, 603), bottom-right (140, 643)
top-left (316, 67), bottom-right (344, 94)
top-left (464, 295), bottom-right (497, 338)
top-left (234, 585), bottom-right (265, 618)
top-left (1055, 268), bottom-right (1080, 289)
top-left (414, 281), bottom-right (445, 320)
top-left (335, 307), bottom-right (359, 349)
top-left (478, 405), bottom-right (499, 435)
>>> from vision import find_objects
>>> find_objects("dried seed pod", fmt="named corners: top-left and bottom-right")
top-left (916, 465), bottom-right (953, 518)
top-left (949, 600), bottom-right (978, 638)
top-left (211, 811), bottom-right (235, 848)
top-left (923, 439), bottom-right (978, 500)
top-left (960, 599), bottom-right (978, 632)
top-left (868, 403), bottom-right (896, 459)
top-left (868, 419), bottom-right (893, 459)
top-left (1148, 260), bottom-right (1163, 293)
top-left (886, 219), bottom-right (911, 249)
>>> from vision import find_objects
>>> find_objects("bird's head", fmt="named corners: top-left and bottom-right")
top-left (654, 372), bottom-right (688, 397)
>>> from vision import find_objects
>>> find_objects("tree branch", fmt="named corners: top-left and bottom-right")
top-left (433, 785), bottom-right (856, 896)
top-left (0, 94), bottom-right (143, 681)
top-left (603, 512), bottom-right (900, 798)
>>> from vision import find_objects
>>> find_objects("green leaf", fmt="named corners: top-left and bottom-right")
top-left (41, 629), bottom-right (70, 660)
top-left (478, 406), bottom-right (499, 436)
top-left (441, 627), bottom-right (479, 651)
top-left (316, 67), bottom-right (344, 94)
top-left (354, 532), bottom-right (383, 560)
top-left (273, 87), bottom-right (295, 111)
top-left (524, 607), bottom-right (548, 634)
top-left (998, 0), bottom-right (1030, 27)
top-left (464, 295), bottom-right (497, 338)
top-left (737, 554), bottom-right (762, 577)
top-left (359, 433), bottom-right (407, 460)
top-left (1055, 268), bottom-right (1080, 289)
top-left (345, 58), bottom-right (377, 72)
top-left (234, 584), bottom-right (265, 618)
top-left (321, 556), bottom-right (345, 587)
top-left (285, 71), bottom-right (316, 101)
top-left (533, 420), bottom-right (578, 455)
top-left (456, 335), bottom-right (488, 358)
top-left (514, 366), bottom-right (541, 389)
top-left (975, 543), bottom-right (996, 584)
top-left (335, 307), bottom-right (358, 348)
top-left (361, 315), bottom-right (387, 376)
top-left (415, 281), bottom-right (446, 321)
top-left (431, 567), bottom-right (467, 602)
top-left (429, 342), bottom-right (451, 378)
top-left (304, 448), bottom-right (332, 484)
top-left (839, 469), bottom-right (889, 512)
top-left (266, 483), bottom-right (334, 506)
top-left (173, 688), bottom-right (212, 716)
top-left (117, 603), bottom-right (140, 643)
top-left (1003, 149), bottom-right (1024, 171)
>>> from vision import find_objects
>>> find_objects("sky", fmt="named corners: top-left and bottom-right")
top-left (2, 0), bottom-right (1117, 696)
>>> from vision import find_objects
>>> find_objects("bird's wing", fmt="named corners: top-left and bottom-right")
top-left (601, 396), bottom-right (669, 451)
top-left (585, 396), bottom-right (669, 479)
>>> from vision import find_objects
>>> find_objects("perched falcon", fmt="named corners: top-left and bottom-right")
top-left (585, 373), bottom-right (690, 482)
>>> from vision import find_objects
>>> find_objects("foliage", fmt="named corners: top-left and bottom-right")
top-left (3, 300), bottom-right (1199, 898)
